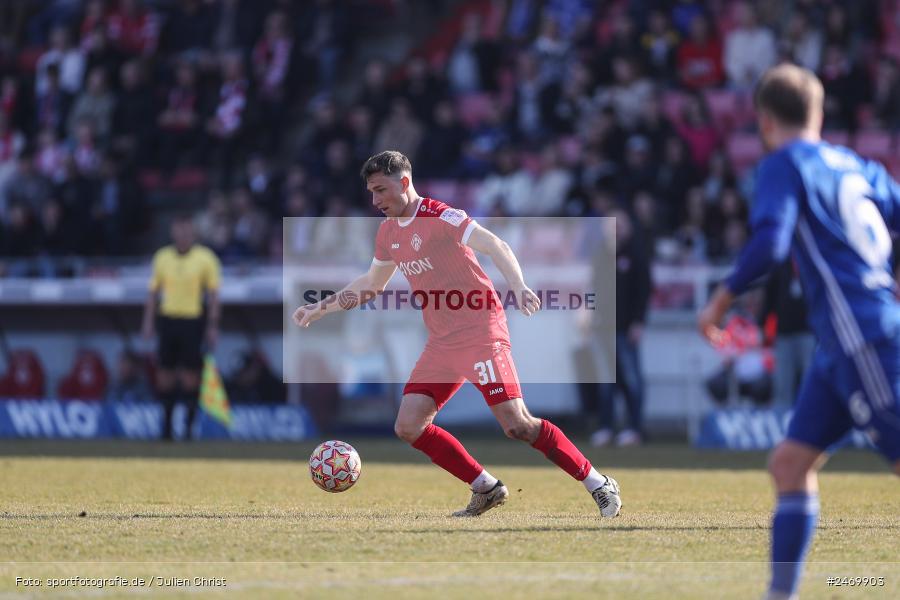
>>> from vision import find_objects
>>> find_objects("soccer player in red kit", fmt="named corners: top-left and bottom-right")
top-left (293, 151), bottom-right (621, 517)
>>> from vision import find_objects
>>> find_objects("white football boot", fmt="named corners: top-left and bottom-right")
top-left (592, 476), bottom-right (622, 518)
top-left (452, 480), bottom-right (509, 517)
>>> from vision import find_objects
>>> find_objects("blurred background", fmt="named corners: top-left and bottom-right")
top-left (0, 0), bottom-right (896, 448)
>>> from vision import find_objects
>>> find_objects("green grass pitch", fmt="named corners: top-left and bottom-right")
top-left (1, 439), bottom-right (897, 599)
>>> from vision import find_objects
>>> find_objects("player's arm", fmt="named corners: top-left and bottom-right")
top-left (142, 253), bottom-right (162, 339)
top-left (292, 260), bottom-right (397, 328)
top-left (698, 156), bottom-right (800, 344)
top-left (465, 223), bottom-right (541, 316)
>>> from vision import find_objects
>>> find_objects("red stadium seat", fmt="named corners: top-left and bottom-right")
top-left (57, 349), bottom-right (109, 401)
top-left (0, 350), bottom-right (46, 399)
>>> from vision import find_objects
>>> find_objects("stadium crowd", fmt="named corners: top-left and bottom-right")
top-left (1, 0), bottom-right (899, 273)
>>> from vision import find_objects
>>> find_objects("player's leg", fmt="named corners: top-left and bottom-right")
top-left (489, 396), bottom-right (621, 516)
top-left (176, 319), bottom-right (204, 440)
top-left (396, 390), bottom-right (507, 516)
top-left (766, 350), bottom-right (847, 600)
top-left (156, 318), bottom-right (179, 441)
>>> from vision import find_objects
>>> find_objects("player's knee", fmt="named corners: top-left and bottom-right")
top-left (503, 419), bottom-right (538, 442)
top-left (768, 446), bottom-right (807, 486)
top-left (394, 419), bottom-right (425, 444)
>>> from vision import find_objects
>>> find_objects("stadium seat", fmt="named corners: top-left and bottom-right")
top-left (0, 349), bottom-right (46, 399)
top-left (57, 349), bottom-right (109, 401)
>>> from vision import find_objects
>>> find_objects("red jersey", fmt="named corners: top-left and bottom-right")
top-left (373, 197), bottom-right (509, 347)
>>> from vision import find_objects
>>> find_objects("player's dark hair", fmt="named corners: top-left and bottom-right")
top-left (360, 150), bottom-right (412, 180)
top-left (754, 63), bottom-right (824, 128)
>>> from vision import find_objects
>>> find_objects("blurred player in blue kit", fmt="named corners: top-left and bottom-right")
top-left (698, 64), bottom-right (900, 599)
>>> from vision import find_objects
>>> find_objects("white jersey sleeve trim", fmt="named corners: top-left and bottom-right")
top-left (372, 257), bottom-right (395, 266)
top-left (461, 220), bottom-right (478, 246)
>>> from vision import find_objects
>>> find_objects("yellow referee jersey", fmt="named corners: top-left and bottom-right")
top-left (149, 245), bottom-right (221, 318)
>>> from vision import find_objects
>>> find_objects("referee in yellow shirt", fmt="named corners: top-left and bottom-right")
top-left (141, 215), bottom-right (222, 441)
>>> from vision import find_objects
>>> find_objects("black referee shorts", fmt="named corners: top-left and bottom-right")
top-left (157, 316), bottom-right (205, 371)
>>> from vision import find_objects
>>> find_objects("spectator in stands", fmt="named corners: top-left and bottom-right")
top-left (597, 55), bottom-right (655, 130)
top-left (373, 97), bottom-right (424, 164)
top-left (653, 135), bottom-right (698, 229)
top-left (79, 0), bottom-right (108, 46)
top-left (92, 153), bottom-right (145, 255)
top-left (226, 350), bottom-right (286, 404)
top-left (448, 13), bottom-right (486, 95)
top-left (780, 9), bottom-right (823, 72)
top-left (210, 0), bottom-right (263, 56)
top-left (581, 105), bottom-right (626, 168)
top-left (297, 0), bottom-right (349, 91)
top-left (873, 56), bottom-right (900, 133)
top-left (35, 25), bottom-right (85, 96)
top-left (242, 154), bottom-right (278, 217)
top-left (142, 215), bottom-right (222, 441)
top-left (634, 95), bottom-right (674, 162)
top-left (545, 59), bottom-right (594, 136)
top-left (319, 139), bottom-right (362, 211)
top-left (71, 120), bottom-right (101, 177)
top-left (297, 97), bottom-right (347, 173)
top-left (529, 144), bottom-right (572, 216)
top-left (161, 0), bottom-right (215, 60)
top-left (671, 0), bottom-right (707, 37)
top-left (761, 259), bottom-right (814, 409)
top-left (34, 64), bottom-right (72, 138)
top-left (677, 186), bottom-right (708, 263)
top-left (358, 59), bottom-right (392, 123)
top-left (3, 150), bottom-right (52, 218)
top-left (509, 51), bottom-right (553, 144)
top-left (38, 197), bottom-right (76, 262)
top-left (700, 149), bottom-right (736, 203)
top-left (641, 9), bottom-right (680, 82)
top-left (532, 16), bottom-right (570, 85)
top-left (820, 44), bottom-right (869, 132)
top-left (82, 21), bottom-right (124, 80)
top-left (676, 13), bottom-right (723, 90)
top-left (346, 104), bottom-right (376, 166)
top-left (676, 93), bottom-right (719, 169)
top-left (194, 188), bottom-right (231, 251)
top-left (67, 67), bottom-right (115, 143)
top-left (417, 100), bottom-right (465, 179)
top-left (475, 146), bottom-right (532, 216)
top-left (2, 202), bottom-right (40, 263)
top-left (591, 208), bottom-right (651, 447)
top-left (0, 113), bottom-right (25, 203)
top-left (206, 51), bottom-right (248, 182)
top-left (459, 99), bottom-right (511, 178)
top-left (157, 60), bottom-right (202, 171)
top-left (107, 349), bottom-right (154, 403)
top-left (724, 1), bottom-right (776, 90)
top-left (619, 135), bottom-right (655, 200)
top-left (397, 56), bottom-right (447, 126)
top-left (112, 59), bottom-right (153, 166)
top-left (34, 128), bottom-right (68, 184)
top-left (106, 0), bottom-right (159, 57)
top-left (230, 185), bottom-right (269, 256)
top-left (632, 189), bottom-right (662, 260)
top-left (252, 10), bottom-right (293, 152)
top-left (593, 12), bottom-right (642, 86)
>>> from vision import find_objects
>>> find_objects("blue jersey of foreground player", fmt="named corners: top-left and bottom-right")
top-left (726, 139), bottom-right (900, 461)
top-left (727, 139), bottom-right (900, 357)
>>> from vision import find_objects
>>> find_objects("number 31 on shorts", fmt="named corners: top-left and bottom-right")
top-left (474, 360), bottom-right (497, 385)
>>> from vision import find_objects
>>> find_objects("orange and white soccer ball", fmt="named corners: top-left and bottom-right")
top-left (308, 440), bottom-right (362, 492)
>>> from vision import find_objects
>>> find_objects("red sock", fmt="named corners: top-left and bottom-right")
top-left (531, 419), bottom-right (591, 481)
top-left (411, 424), bottom-right (483, 484)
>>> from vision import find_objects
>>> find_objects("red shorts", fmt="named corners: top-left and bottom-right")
top-left (403, 339), bottom-right (522, 409)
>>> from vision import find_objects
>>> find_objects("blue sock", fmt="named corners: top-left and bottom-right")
top-left (770, 492), bottom-right (820, 596)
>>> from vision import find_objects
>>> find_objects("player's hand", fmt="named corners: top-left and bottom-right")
top-left (292, 303), bottom-right (324, 328)
top-left (516, 286), bottom-right (541, 317)
top-left (697, 285), bottom-right (734, 348)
